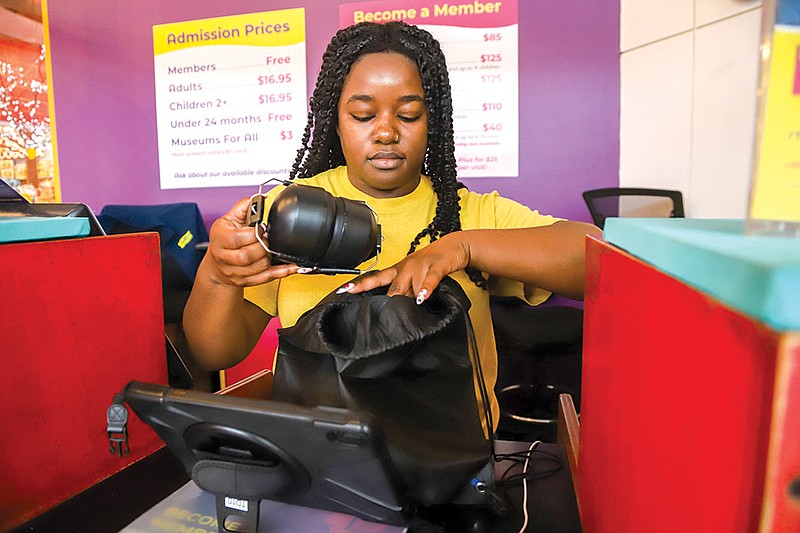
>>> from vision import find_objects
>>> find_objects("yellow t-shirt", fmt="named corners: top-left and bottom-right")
top-left (245, 165), bottom-right (559, 428)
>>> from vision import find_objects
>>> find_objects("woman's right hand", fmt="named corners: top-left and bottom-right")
top-left (202, 196), bottom-right (299, 287)
top-left (185, 197), bottom-right (294, 370)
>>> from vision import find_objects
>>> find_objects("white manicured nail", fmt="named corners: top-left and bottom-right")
top-left (416, 289), bottom-right (428, 305)
top-left (336, 283), bottom-right (354, 294)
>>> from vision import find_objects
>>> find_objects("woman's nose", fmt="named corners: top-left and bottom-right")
top-left (374, 122), bottom-right (399, 144)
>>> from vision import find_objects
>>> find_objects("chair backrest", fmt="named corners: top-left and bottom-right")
top-left (97, 202), bottom-right (209, 323)
top-left (582, 187), bottom-right (685, 229)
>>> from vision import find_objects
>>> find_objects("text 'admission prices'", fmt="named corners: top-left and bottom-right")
top-left (153, 8), bottom-right (307, 189)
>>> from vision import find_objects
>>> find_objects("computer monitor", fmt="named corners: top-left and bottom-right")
top-left (121, 381), bottom-right (408, 532)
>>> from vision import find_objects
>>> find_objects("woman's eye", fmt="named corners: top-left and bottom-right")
top-left (351, 115), bottom-right (373, 122)
top-left (399, 115), bottom-right (421, 123)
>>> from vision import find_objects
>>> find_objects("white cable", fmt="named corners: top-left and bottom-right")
top-left (254, 221), bottom-right (270, 254)
top-left (249, 191), bottom-right (271, 255)
top-left (517, 440), bottom-right (541, 533)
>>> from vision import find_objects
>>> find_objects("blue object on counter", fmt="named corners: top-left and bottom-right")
top-left (0, 216), bottom-right (90, 244)
top-left (603, 218), bottom-right (800, 331)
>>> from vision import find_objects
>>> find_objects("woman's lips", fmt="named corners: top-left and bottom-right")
top-left (368, 152), bottom-right (403, 170)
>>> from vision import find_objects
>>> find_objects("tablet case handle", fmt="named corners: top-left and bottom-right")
top-left (105, 390), bottom-right (268, 533)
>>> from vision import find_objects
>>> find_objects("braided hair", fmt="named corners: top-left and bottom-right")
top-left (289, 20), bottom-right (487, 288)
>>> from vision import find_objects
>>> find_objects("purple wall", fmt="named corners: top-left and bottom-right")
top-left (47, 1), bottom-right (618, 229)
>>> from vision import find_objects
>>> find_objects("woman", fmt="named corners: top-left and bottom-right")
top-left (183, 21), bottom-right (600, 428)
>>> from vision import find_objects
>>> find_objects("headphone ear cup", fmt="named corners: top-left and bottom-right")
top-left (267, 184), bottom-right (381, 269)
top-left (320, 197), bottom-right (349, 267)
top-left (266, 185), bottom-right (335, 264)
top-left (336, 199), bottom-right (380, 266)
top-left (319, 197), bottom-right (380, 268)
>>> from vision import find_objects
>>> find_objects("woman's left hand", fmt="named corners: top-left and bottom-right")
top-left (338, 232), bottom-right (468, 303)
top-left (336, 221), bottom-right (601, 303)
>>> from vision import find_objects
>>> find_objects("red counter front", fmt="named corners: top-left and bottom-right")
top-left (579, 235), bottom-right (799, 532)
top-left (0, 233), bottom-right (168, 530)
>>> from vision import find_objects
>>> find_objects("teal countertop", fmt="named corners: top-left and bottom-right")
top-left (603, 218), bottom-right (800, 332)
top-left (0, 216), bottom-right (90, 244)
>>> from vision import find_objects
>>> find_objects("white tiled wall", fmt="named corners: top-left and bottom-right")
top-left (621, 0), bottom-right (694, 52)
top-left (620, 0), bottom-right (763, 218)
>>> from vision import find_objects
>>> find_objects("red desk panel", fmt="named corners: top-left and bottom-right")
top-left (579, 236), bottom-right (799, 532)
top-left (0, 233), bottom-right (168, 530)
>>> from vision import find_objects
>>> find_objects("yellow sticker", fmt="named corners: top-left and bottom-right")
top-left (177, 230), bottom-right (193, 249)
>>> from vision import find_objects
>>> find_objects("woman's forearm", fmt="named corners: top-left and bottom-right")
top-left (457, 221), bottom-right (602, 300)
top-left (182, 258), bottom-right (271, 371)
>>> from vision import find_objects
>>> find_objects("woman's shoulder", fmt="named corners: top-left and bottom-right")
top-left (297, 167), bottom-right (342, 187)
top-left (457, 187), bottom-right (558, 228)
top-left (457, 187), bottom-right (526, 212)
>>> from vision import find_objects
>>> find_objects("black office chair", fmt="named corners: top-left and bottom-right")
top-left (582, 187), bottom-right (685, 229)
top-left (492, 296), bottom-right (584, 444)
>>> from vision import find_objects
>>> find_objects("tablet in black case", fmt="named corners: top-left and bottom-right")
top-left (122, 381), bottom-right (408, 531)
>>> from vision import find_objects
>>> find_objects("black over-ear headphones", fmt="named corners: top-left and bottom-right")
top-left (247, 180), bottom-right (381, 275)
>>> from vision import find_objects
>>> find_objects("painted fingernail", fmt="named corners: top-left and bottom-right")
top-left (416, 289), bottom-right (428, 305)
top-left (336, 283), bottom-right (355, 294)
top-left (297, 267), bottom-right (314, 274)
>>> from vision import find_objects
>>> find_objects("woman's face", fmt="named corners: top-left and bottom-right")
top-left (337, 52), bottom-right (429, 198)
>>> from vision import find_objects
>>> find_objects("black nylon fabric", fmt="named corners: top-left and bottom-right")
top-left (273, 276), bottom-right (492, 509)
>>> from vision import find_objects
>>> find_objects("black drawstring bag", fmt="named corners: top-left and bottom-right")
top-left (273, 276), bottom-right (492, 509)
